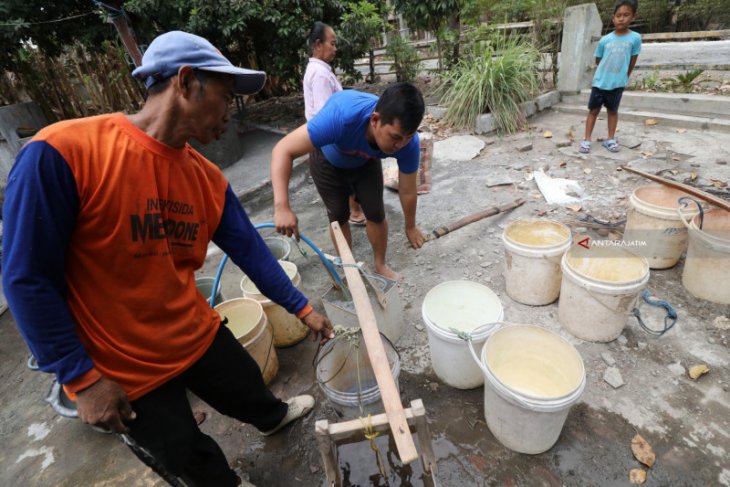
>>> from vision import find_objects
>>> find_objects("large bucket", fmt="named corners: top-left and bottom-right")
top-left (195, 276), bottom-right (226, 306)
top-left (215, 298), bottom-right (279, 385)
top-left (422, 281), bottom-right (504, 389)
top-left (623, 185), bottom-right (700, 269)
top-left (680, 208), bottom-right (730, 305)
top-left (240, 261), bottom-right (309, 347)
top-left (502, 219), bottom-right (572, 305)
top-left (315, 330), bottom-right (400, 419)
top-left (322, 275), bottom-right (404, 344)
top-left (559, 245), bottom-right (649, 342)
top-left (468, 324), bottom-right (585, 454)
top-left (263, 236), bottom-right (291, 261)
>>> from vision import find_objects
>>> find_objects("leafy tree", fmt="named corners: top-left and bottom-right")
top-left (391, 0), bottom-right (461, 69)
top-left (336, 0), bottom-right (389, 83)
top-left (0, 1), bottom-right (113, 72)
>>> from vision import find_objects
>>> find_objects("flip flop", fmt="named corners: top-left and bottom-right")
top-left (602, 139), bottom-right (620, 153)
top-left (348, 216), bottom-right (366, 226)
top-left (579, 140), bottom-right (591, 154)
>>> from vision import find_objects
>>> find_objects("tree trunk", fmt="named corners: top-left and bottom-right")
top-left (369, 49), bottom-right (375, 83)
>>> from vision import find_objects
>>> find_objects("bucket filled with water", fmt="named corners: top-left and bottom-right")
top-left (680, 207), bottom-right (730, 305)
top-left (422, 281), bottom-right (503, 389)
top-left (315, 330), bottom-right (400, 419)
top-left (559, 245), bottom-right (649, 342)
top-left (468, 324), bottom-right (585, 454)
top-left (215, 298), bottom-right (279, 384)
top-left (263, 235), bottom-right (291, 261)
top-left (240, 261), bottom-right (309, 347)
top-left (502, 218), bottom-right (572, 305)
top-left (623, 185), bottom-right (700, 269)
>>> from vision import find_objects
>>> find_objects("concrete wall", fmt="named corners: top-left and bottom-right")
top-left (557, 3), bottom-right (603, 94)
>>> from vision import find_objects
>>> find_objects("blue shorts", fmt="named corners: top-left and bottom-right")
top-left (588, 87), bottom-right (624, 112)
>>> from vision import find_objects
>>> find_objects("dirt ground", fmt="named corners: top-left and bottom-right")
top-left (1, 104), bottom-right (729, 486)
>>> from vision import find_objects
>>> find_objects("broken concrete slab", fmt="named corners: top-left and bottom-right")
top-left (604, 367), bottom-right (625, 388)
top-left (601, 351), bottom-right (617, 367)
top-left (434, 135), bottom-right (485, 161)
top-left (619, 136), bottom-right (643, 149)
top-left (485, 173), bottom-right (516, 187)
top-left (517, 142), bottom-right (533, 152)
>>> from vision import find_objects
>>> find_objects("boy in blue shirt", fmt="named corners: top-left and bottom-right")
top-left (271, 83), bottom-right (426, 281)
top-left (580, 0), bottom-right (641, 154)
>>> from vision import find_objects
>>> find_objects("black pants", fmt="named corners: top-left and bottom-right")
top-left (308, 148), bottom-right (386, 224)
top-left (126, 325), bottom-right (287, 486)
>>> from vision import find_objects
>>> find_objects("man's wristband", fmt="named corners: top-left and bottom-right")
top-left (296, 303), bottom-right (314, 319)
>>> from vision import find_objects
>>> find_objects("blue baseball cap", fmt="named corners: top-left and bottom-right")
top-left (132, 31), bottom-right (266, 95)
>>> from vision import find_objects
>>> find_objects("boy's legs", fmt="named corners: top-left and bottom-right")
top-left (584, 87), bottom-right (605, 144)
top-left (607, 110), bottom-right (619, 140)
top-left (603, 88), bottom-right (624, 141)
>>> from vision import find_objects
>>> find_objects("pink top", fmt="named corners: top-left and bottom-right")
top-left (303, 57), bottom-right (342, 121)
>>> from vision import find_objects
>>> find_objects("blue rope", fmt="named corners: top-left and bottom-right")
top-left (208, 223), bottom-right (343, 308)
top-left (632, 289), bottom-right (678, 337)
top-left (92, 1), bottom-right (126, 19)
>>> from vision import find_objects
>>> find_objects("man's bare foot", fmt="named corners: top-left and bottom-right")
top-left (375, 264), bottom-right (402, 283)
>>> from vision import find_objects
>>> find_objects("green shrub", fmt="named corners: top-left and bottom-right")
top-left (385, 35), bottom-right (421, 83)
top-left (435, 33), bottom-right (539, 134)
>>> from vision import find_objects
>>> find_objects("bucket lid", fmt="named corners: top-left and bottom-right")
top-left (214, 298), bottom-right (264, 342)
top-left (423, 281), bottom-right (503, 334)
top-left (565, 245), bottom-right (649, 284)
top-left (504, 219), bottom-right (571, 248)
top-left (241, 261), bottom-right (299, 296)
top-left (483, 325), bottom-right (585, 400)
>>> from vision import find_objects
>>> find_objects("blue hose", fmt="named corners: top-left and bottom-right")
top-left (208, 223), bottom-right (343, 308)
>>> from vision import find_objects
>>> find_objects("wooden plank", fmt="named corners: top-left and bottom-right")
top-left (315, 420), bottom-right (339, 485)
top-left (621, 166), bottom-right (730, 212)
top-left (330, 222), bottom-right (418, 464)
top-left (642, 30), bottom-right (730, 41)
top-left (326, 407), bottom-right (417, 443)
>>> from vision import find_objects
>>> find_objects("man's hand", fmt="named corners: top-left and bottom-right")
top-left (302, 310), bottom-right (335, 345)
top-left (406, 226), bottom-right (426, 249)
top-left (274, 206), bottom-right (300, 240)
top-left (75, 377), bottom-right (136, 434)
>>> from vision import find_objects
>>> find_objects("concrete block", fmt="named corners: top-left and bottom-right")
top-left (520, 100), bottom-right (537, 118)
top-left (426, 105), bottom-right (447, 119)
top-left (536, 91), bottom-right (561, 111)
top-left (475, 113), bottom-right (494, 134)
top-left (558, 4), bottom-right (603, 93)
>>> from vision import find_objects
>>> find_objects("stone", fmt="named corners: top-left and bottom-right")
top-left (517, 142), bottom-right (533, 152)
top-left (617, 335), bottom-right (628, 346)
top-left (475, 113), bottom-right (494, 134)
top-left (485, 173), bottom-right (516, 187)
top-left (434, 135), bottom-right (485, 161)
top-left (603, 367), bottom-right (624, 388)
top-left (713, 316), bottom-right (730, 330)
top-left (667, 362), bottom-right (685, 376)
top-left (716, 160), bottom-right (728, 165)
top-left (415, 324), bottom-right (424, 331)
top-left (520, 101), bottom-right (537, 118)
top-left (601, 351), bottom-right (616, 367)
top-left (555, 140), bottom-right (572, 148)
top-left (638, 342), bottom-right (648, 350)
top-left (536, 91), bottom-right (561, 111)
top-left (619, 136), bottom-right (642, 149)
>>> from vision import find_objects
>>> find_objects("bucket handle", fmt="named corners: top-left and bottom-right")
top-left (677, 196), bottom-right (704, 230)
top-left (449, 323), bottom-right (502, 379)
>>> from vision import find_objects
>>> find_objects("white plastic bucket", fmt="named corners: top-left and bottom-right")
top-left (468, 324), bottom-right (585, 454)
top-left (240, 261), bottom-right (309, 347)
top-left (263, 236), bottom-right (291, 261)
top-left (215, 298), bottom-right (279, 385)
top-left (623, 185), bottom-right (700, 269)
top-left (502, 218), bottom-right (572, 305)
top-left (559, 245), bottom-right (649, 342)
top-left (195, 276), bottom-right (226, 306)
top-left (315, 332), bottom-right (400, 419)
top-left (422, 281), bottom-right (504, 389)
top-left (680, 208), bottom-right (730, 305)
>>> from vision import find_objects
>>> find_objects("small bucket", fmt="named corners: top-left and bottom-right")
top-left (680, 207), bottom-right (730, 305)
top-left (215, 298), bottom-right (279, 384)
top-left (623, 185), bottom-right (700, 269)
top-left (467, 324), bottom-right (585, 454)
top-left (195, 276), bottom-right (226, 306)
top-left (422, 281), bottom-right (504, 389)
top-left (559, 245), bottom-right (649, 342)
top-left (502, 219), bottom-right (572, 305)
top-left (263, 236), bottom-right (291, 261)
top-left (240, 261), bottom-right (309, 347)
top-left (315, 330), bottom-right (400, 419)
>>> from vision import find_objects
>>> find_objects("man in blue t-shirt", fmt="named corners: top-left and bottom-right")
top-left (580, 0), bottom-right (641, 154)
top-left (271, 82), bottom-right (426, 280)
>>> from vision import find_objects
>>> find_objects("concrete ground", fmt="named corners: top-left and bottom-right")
top-left (1, 107), bottom-right (729, 487)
